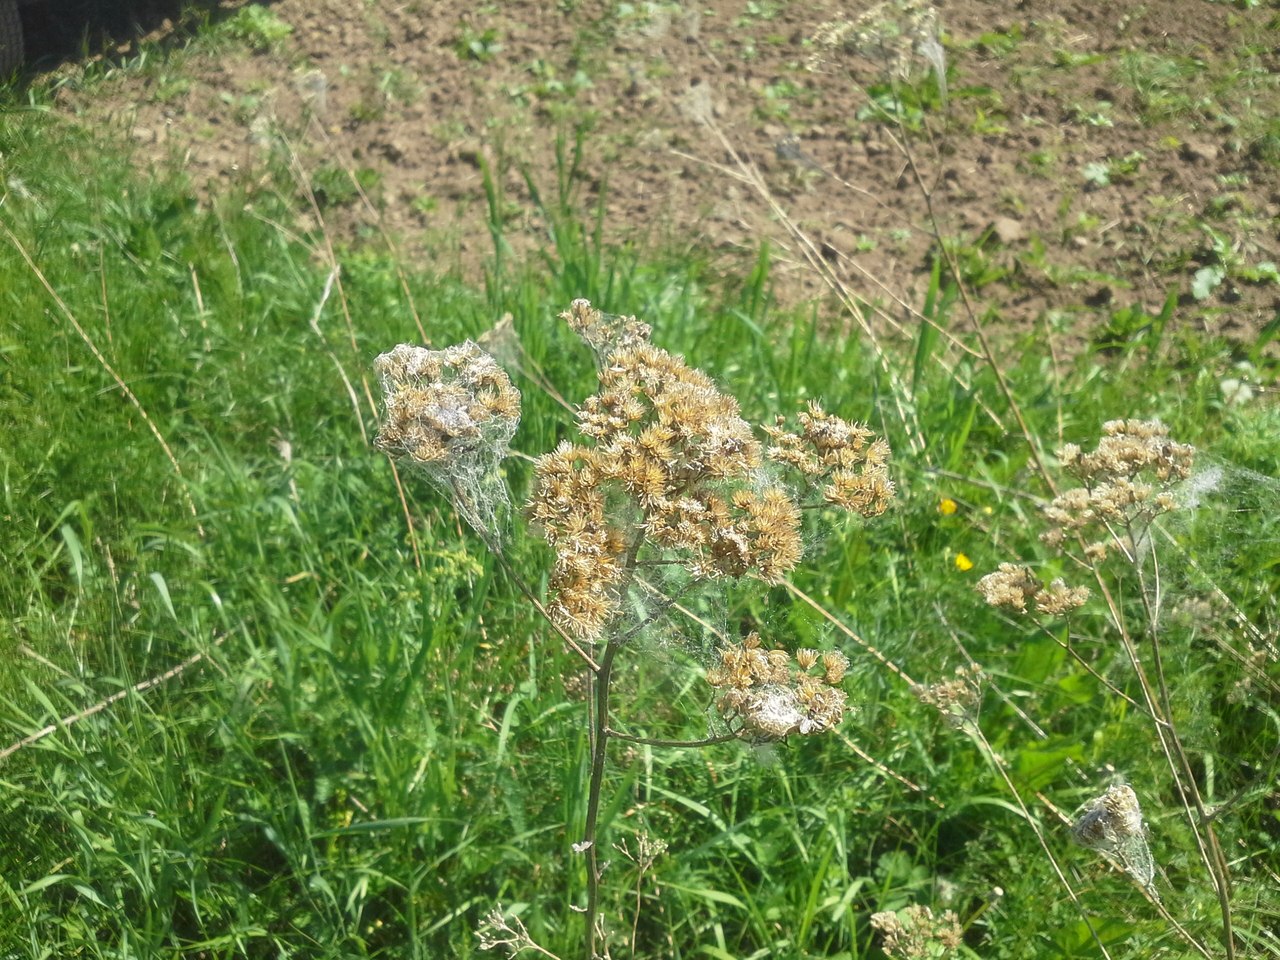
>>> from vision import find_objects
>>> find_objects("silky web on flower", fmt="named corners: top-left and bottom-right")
top-left (1072, 783), bottom-right (1157, 893)
top-left (374, 341), bottom-right (521, 543)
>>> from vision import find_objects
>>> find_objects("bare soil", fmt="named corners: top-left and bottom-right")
top-left (35, 0), bottom-right (1280, 346)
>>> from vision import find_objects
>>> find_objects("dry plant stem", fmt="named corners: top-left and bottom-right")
top-left (4, 225), bottom-right (206, 538)
top-left (0, 641), bottom-right (218, 763)
top-left (890, 131), bottom-right (1058, 496)
top-left (307, 118), bottom-right (428, 345)
top-left (482, 537), bottom-right (600, 673)
top-left (963, 722), bottom-right (1116, 960)
top-left (584, 637), bottom-right (620, 960)
top-left (605, 728), bottom-right (738, 749)
top-left (279, 135), bottom-right (379, 424)
top-left (784, 581), bottom-right (917, 686)
top-left (1133, 545), bottom-right (1237, 955)
top-left (834, 728), bottom-right (947, 809)
top-left (1035, 621), bottom-right (1146, 713)
top-left (692, 122), bottom-right (928, 457)
top-left (1087, 552), bottom-right (1236, 958)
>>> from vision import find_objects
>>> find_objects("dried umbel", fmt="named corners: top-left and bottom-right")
top-left (561, 297), bottom-right (652, 367)
top-left (870, 903), bottom-right (963, 959)
top-left (1072, 783), bottom-right (1156, 891)
top-left (810, 0), bottom-right (946, 98)
top-left (1041, 419), bottom-right (1194, 554)
top-left (764, 402), bottom-right (895, 516)
top-left (911, 663), bottom-right (984, 727)
top-left (706, 632), bottom-right (850, 741)
top-left (975, 564), bottom-right (1090, 616)
top-left (528, 299), bottom-right (895, 643)
top-left (374, 341), bottom-right (521, 539)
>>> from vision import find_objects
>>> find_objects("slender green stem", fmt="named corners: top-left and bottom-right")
top-left (605, 727), bottom-right (738, 749)
top-left (583, 639), bottom-right (620, 960)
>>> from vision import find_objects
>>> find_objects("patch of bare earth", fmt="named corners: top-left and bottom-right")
top-left (49, 0), bottom-right (1280, 347)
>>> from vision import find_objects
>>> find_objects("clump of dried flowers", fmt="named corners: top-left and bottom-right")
top-left (810, 0), bottom-right (946, 101)
top-left (706, 632), bottom-right (850, 740)
top-left (525, 299), bottom-right (894, 740)
top-left (977, 419), bottom-right (1195, 617)
top-left (911, 663), bottom-right (984, 728)
top-left (976, 564), bottom-right (1090, 617)
top-left (1072, 783), bottom-right (1157, 892)
top-left (870, 903), bottom-right (963, 959)
top-left (374, 341), bottom-right (521, 540)
top-left (527, 300), bottom-right (894, 665)
top-left (1042, 418), bottom-right (1194, 558)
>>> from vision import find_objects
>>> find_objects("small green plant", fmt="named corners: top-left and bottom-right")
top-left (1068, 100), bottom-right (1115, 127)
top-left (1081, 150), bottom-right (1145, 188)
top-left (454, 23), bottom-right (504, 62)
top-left (220, 4), bottom-right (293, 52)
top-left (734, 0), bottom-right (782, 26)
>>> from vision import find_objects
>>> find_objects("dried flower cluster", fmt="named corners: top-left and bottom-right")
top-left (764, 403), bottom-right (895, 515)
top-left (375, 341), bottom-right (521, 537)
top-left (528, 299), bottom-right (893, 643)
top-left (561, 297), bottom-right (652, 366)
top-left (476, 905), bottom-right (544, 957)
top-left (977, 421), bottom-right (1193, 616)
top-left (810, 0), bottom-right (944, 86)
top-left (1072, 783), bottom-right (1156, 890)
top-left (911, 663), bottom-right (984, 727)
top-left (870, 904), bottom-right (963, 959)
top-left (975, 564), bottom-right (1090, 616)
top-left (706, 632), bottom-right (850, 741)
top-left (1042, 419), bottom-right (1194, 554)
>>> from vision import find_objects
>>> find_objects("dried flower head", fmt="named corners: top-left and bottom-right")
top-left (975, 563), bottom-right (1041, 613)
top-left (870, 903), bottom-right (963, 958)
top-left (374, 341), bottom-right (521, 538)
top-left (530, 301), bottom-right (892, 642)
top-left (708, 632), bottom-right (850, 741)
top-left (1072, 783), bottom-right (1156, 891)
top-left (561, 297), bottom-right (653, 367)
top-left (810, 0), bottom-right (946, 99)
top-left (764, 402), bottom-right (895, 516)
top-left (1034, 578), bottom-right (1090, 616)
top-left (1042, 420), bottom-right (1195, 554)
top-left (911, 663), bottom-right (984, 727)
top-left (976, 564), bottom-right (1090, 618)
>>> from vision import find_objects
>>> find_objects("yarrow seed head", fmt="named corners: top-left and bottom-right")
top-left (975, 563), bottom-right (1041, 613)
top-left (911, 663), bottom-right (984, 727)
top-left (764, 402), bottom-right (895, 517)
top-left (1071, 783), bottom-right (1157, 891)
top-left (870, 903), bottom-right (964, 958)
top-left (976, 564), bottom-right (1091, 618)
top-left (374, 341), bottom-right (521, 539)
top-left (528, 300), bottom-right (893, 643)
top-left (708, 632), bottom-right (850, 741)
top-left (1041, 419), bottom-right (1195, 554)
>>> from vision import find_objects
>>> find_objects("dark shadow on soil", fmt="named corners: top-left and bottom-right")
top-left (20, 0), bottom-right (275, 71)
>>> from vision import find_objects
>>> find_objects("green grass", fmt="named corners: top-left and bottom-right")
top-left (2, 45), bottom-right (1279, 960)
